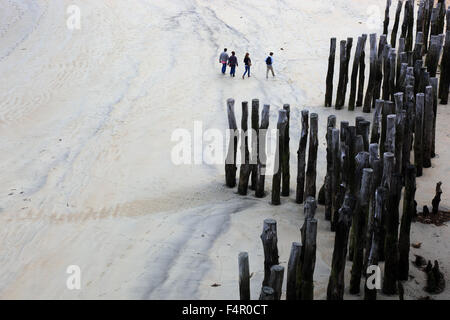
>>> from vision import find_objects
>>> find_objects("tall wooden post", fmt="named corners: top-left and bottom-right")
top-left (238, 101), bottom-right (251, 195)
top-left (286, 242), bottom-right (302, 300)
top-left (305, 113), bottom-right (319, 198)
top-left (296, 110), bottom-right (309, 203)
top-left (325, 38), bottom-right (337, 107)
top-left (250, 99), bottom-right (259, 190)
top-left (349, 36), bottom-right (364, 110)
top-left (357, 34), bottom-right (368, 107)
top-left (238, 252), bottom-right (251, 300)
top-left (423, 86), bottom-right (434, 168)
top-left (383, 0), bottom-right (392, 36)
top-left (225, 98), bottom-right (239, 187)
top-left (363, 33), bottom-right (378, 113)
top-left (336, 40), bottom-right (347, 109)
top-left (260, 219), bottom-right (279, 287)
top-left (272, 110), bottom-right (287, 205)
top-left (391, 0), bottom-right (403, 48)
top-left (414, 93), bottom-right (424, 177)
top-left (430, 78), bottom-right (438, 157)
top-left (331, 128), bottom-right (341, 231)
top-left (281, 104), bottom-right (290, 196)
top-left (255, 105), bottom-right (270, 198)
top-left (439, 29), bottom-right (450, 104)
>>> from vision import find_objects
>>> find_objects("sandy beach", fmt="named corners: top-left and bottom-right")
top-left (0, 0), bottom-right (448, 299)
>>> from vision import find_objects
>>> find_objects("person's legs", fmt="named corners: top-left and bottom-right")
top-left (266, 66), bottom-right (269, 79)
top-left (230, 65), bottom-right (235, 76)
top-left (222, 63), bottom-right (226, 74)
top-left (247, 66), bottom-right (250, 77)
top-left (269, 66), bottom-right (275, 77)
top-left (243, 66), bottom-right (249, 78)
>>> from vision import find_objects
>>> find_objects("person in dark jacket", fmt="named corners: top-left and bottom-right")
top-left (219, 48), bottom-right (229, 74)
top-left (242, 53), bottom-right (251, 79)
top-left (266, 52), bottom-right (275, 79)
top-left (228, 51), bottom-right (238, 77)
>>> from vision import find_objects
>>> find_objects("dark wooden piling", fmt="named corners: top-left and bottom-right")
top-left (298, 218), bottom-right (317, 300)
top-left (325, 38), bottom-right (337, 107)
top-left (238, 101), bottom-right (251, 195)
top-left (343, 38), bottom-right (353, 105)
top-left (281, 104), bottom-right (290, 197)
top-left (414, 93), bottom-right (425, 177)
top-left (388, 49), bottom-right (396, 100)
top-left (439, 31), bottom-right (450, 104)
top-left (402, 85), bottom-right (414, 174)
top-left (373, 35), bottom-right (386, 105)
top-left (327, 194), bottom-right (356, 300)
top-left (336, 40), bottom-right (347, 109)
top-left (271, 110), bottom-right (288, 205)
top-left (286, 242), bottom-right (302, 300)
top-left (379, 152), bottom-right (395, 262)
top-left (296, 110), bottom-right (309, 203)
top-left (406, 0), bottom-right (415, 52)
top-left (382, 45), bottom-right (392, 101)
top-left (305, 113), bottom-right (319, 199)
top-left (238, 252), bottom-right (250, 300)
top-left (255, 105), bottom-right (270, 198)
top-left (357, 34), bottom-right (368, 107)
top-left (432, 181), bottom-right (443, 215)
top-left (364, 187), bottom-right (387, 300)
top-left (426, 35), bottom-right (441, 78)
top-left (250, 99), bottom-right (259, 190)
top-left (423, 86), bottom-right (434, 168)
top-left (259, 286), bottom-right (275, 300)
top-left (416, 0), bottom-right (425, 38)
top-left (349, 36), bottom-right (364, 110)
top-left (350, 168), bottom-right (374, 294)
top-left (363, 34), bottom-right (378, 113)
top-left (398, 164), bottom-right (416, 281)
top-left (430, 77), bottom-right (438, 157)
top-left (324, 115), bottom-right (337, 220)
top-left (391, 0), bottom-right (403, 48)
top-left (260, 219), bottom-right (279, 287)
top-left (331, 128), bottom-right (341, 231)
top-left (268, 265), bottom-right (284, 300)
top-left (371, 100), bottom-right (383, 144)
top-left (225, 98), bottom-right (239, 188)
top-left (383, 0), bottom-right (392, 36)
top-left (398, 61), bottom-right (407, 93)
top-left (382, 173), bottom-right (402, 295)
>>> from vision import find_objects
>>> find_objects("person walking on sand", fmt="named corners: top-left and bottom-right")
top-left (228, 51), bottom-right (238, 77)
top-left (242, 53), bottom-right (251, 79)
top-left (219, 48), bottom-right (229, 74)
top-left (266, 52), bottom-right (275, 79)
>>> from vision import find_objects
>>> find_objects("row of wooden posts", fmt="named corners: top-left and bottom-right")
top-left (325, 0), bottom-right (450, 110)
top-left (225, 80), bottom-right (441, 298)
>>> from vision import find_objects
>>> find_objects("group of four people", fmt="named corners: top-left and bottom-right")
top-left (219, 48), bottom-right (275, 79)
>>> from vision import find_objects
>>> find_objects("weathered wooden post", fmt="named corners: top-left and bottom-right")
top-left (238, 101), bottom-right (251, 195)
top-left (357, 34), bottom-right (368, 107)
top-left (286, 242), bottom-right (302, 300)
top-left (400, 0), bottom-right (409, 42)
top-left (364, 187), bottom-right (387, 300)
top-left (423, 0), bottom-right (433, 54)
top-left (225, 98), bottom-right (239, 188)
top-left (383, 0), bottom-right (392, 36)
top-left (388, 49), bottom-right (397, 101)
top-left (416, 0), bottom-right (425, 38)
top-left (439, 30), bottom-right (450, 104)
top-left (250, 99), bottom-right (259, 190)
top-left (391, 0), bottom-right (403, 48)
top-left (255, 105), bottom-right (270, 197)
top-left (349, 36), bottom-right (364, 110)
top-left (402, 86), bottom-right (414, 174)
top-left (271, 110), bottom-right (287, 205)
top-left (327, 194), bottom-right (356, 300)
top-left (432, 181), bottom-right (442, 215)
top-left (331, 128), bottom-right (341, 231)
top-left (370, 100), bottom-right (383, 144)
top-left (430, 78), bottom-right (438, 157)
top-left (398, 164), bottom-right (416, 281)
top-left (386, 114), bottom-right (396, 157)
top-left (374, 36), bottom-right (387, 105)
top-left (423, 86), bottom-right (434, 168)
top-left (238, 252), bottom-right (250, 300)
top-left (426, 35), bottom-right (441, 78)
top-left (397, 61), bottom-right (407, 93)
top-left (382, 45), bottom-right (392, 101)
top-left (414, 93), bottom-right (424, 177)
top-left (268, 265), bottom-right (284, 300)
top-left (260, 219), bottom-right (279, 287)
top-left (322, 115), bottom-right (337, 219)
top-left (382, 173), bottom-right (402, 295)
top-left (350, 167), bottom-right (374, 294)
top-left (343, 38), bottom-right (353, 105)
top-left (363, 33), bottom-right (378, 113)
top-left (335, 40), bottom-right (347, 109)
top-left (281, 104), bottom-right (290, 197)
top-left (296, 110), bottom-right (309, 203)
top-left (379, 152), bottom-right (394, 262)
top-left (406, 0), bottom-right (415, 52)
top-left (325, 38), bottom-right (337, 107)
top-left (259, 286), bottom-right (275, 300)
top-left (305, 113), bottom-right (318, 199)
top-left (298, 218), bottom-right (317, 300)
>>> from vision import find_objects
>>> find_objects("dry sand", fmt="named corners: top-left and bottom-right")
top-left (0, 0), bottom-right (448, 299)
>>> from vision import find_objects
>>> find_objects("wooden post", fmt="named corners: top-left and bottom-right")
top-left (413, 32), bottom-right (423, 68)
top-left (271, 110), bottom-right (287, 205)
top-left (281, 104), bottom-right (290, 196)
top-left (400, 0), bottom-right (409, 41)
top-left (336, 40), bottom-right (347, 109)
top-left (385, 114), bottom-right (396, 156)
top-left (324, 115), bottom-right (337, 220)
top-left (349, 36), bottom-right (364, 110)
top-left (374, 35), bottom-right (386, 106)
top-left (406, 0), bottom-right (414, 52)
top-left (350, 168), bottom-right (373, 294)
top-left (414, 93), bottom-right (424, 177)
top-left (331, 128), bottom-right (341, 231)
top-left (343, 38), bottom-right (353, 105)
top-left (402, 85), bottom-right (414, 175)
top-left (383, 0), bottom-right (392, 36)
top-left (429, 78), bottom-right (437, 158)
top-left (268, 265), bottom-right (284, 300)
top-left (398, 164), bottom-right (416, 281)
top-left (364, 187), bottom-right (387, 300)
top-left (382, 173), bottom-right (402, 295)
top-left (238, 101), bottom-right (251, 195)
top-left (391, 0), bottom-right (403, 48)
top-left (379, 152), bottom-right (394, 262)
top-left (260, 219), bottom-right (279, 287)
top-left (357, 34), bottom-right (368, 107)
top-left (363, 33), bottom-right (378, 113)
top-left (382, 45), bottom-right (392, 101)
top-left (259, 286), bottom-right (275, 300)
top-left (439, 30), bottom-right (450, 104)
top-left (432, 181), bottom-right (443, 215)
top-left (238, 252), bottom-right (250, 300)
top-left (286, 242), bottom-right (302, 300)
top-left (225, 98), bottom-right (239, 188)
top-left (416, 1), bottom-right (425, 38)
top-left (389, 49), bottom-right (396, 101)
top-left (305, 113), bottom-right (319, 199)
top-left (397, 61), bottom-right (407, 93)
top-left (426, 35), bottom-right (441, 78)
top-left (250, 99), bottom-right (259, 190)
top-left (298, 218), bottom-right (317, 300)
top-left (255, 105), bottom-right (270, 198)
top-left (370, 100), bottom-right (383, 144)
top-left (423, 86), bottom-right (434, 168)
top-left (296, 110), bottom-right (309, 203)
top-left (327, 194), bottom-right (356, 300)
top-left (325, 38), bottom-right (337, 107)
